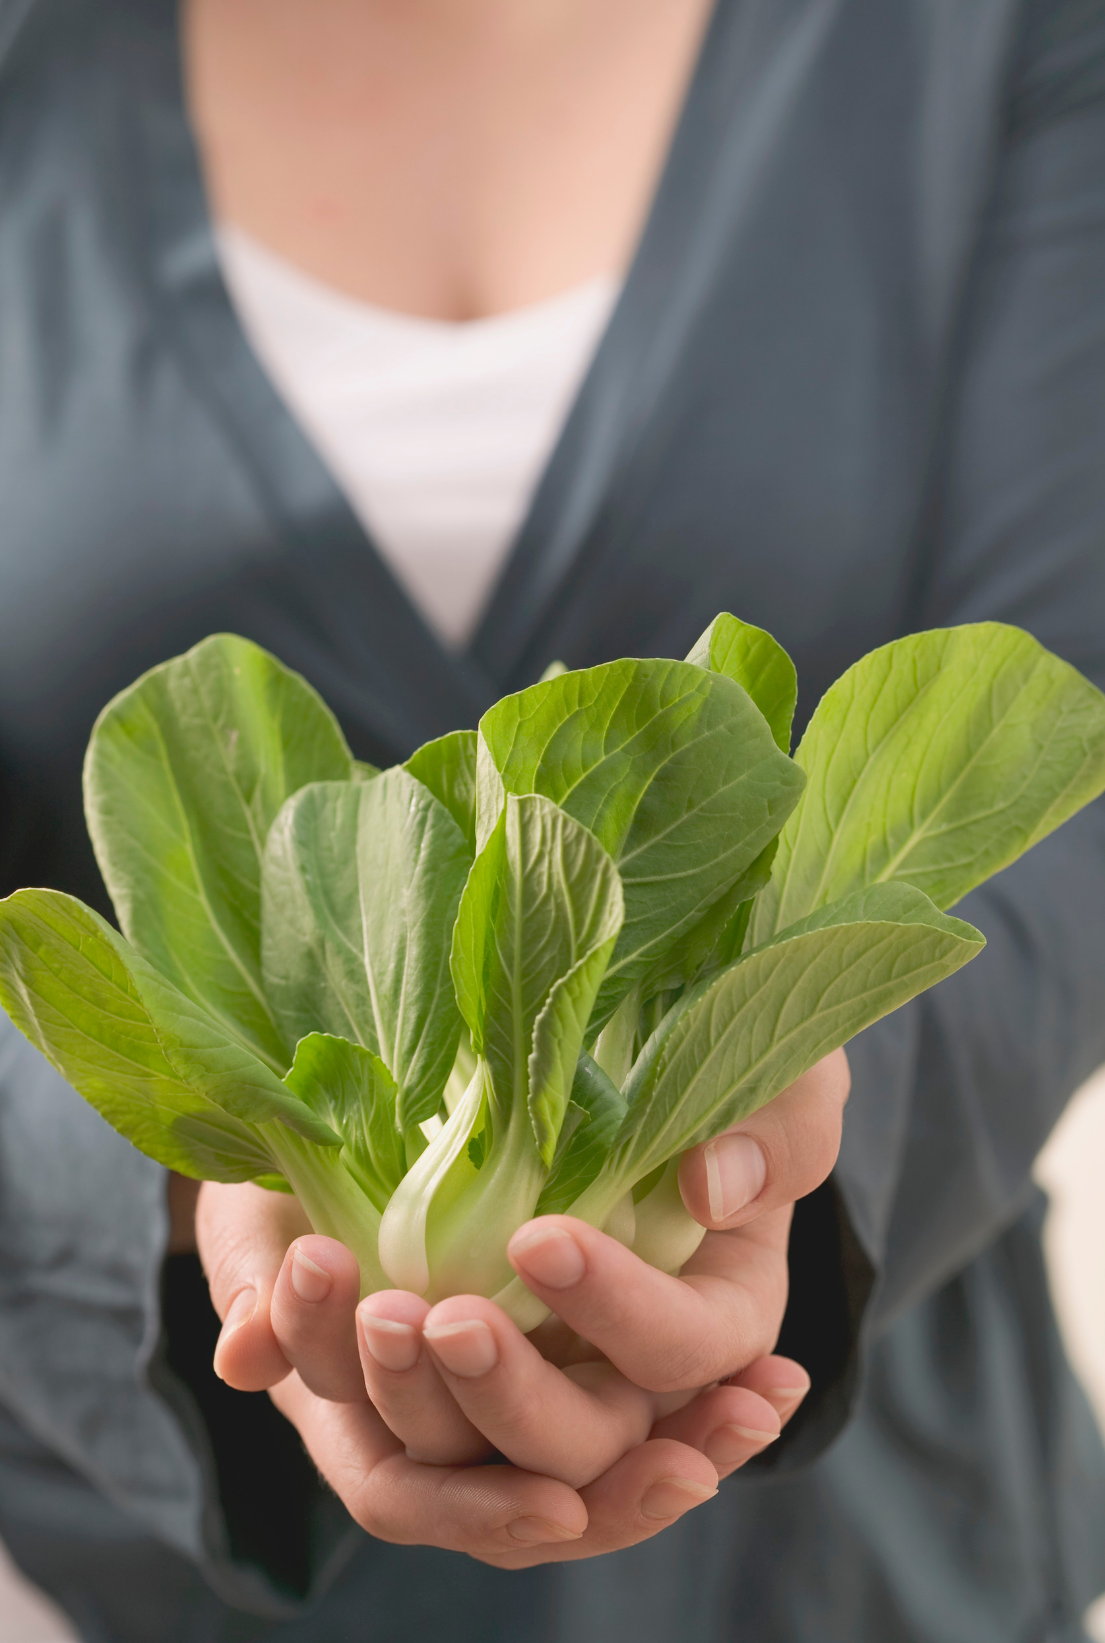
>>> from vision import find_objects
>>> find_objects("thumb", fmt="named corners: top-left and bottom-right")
top-left (195, 1180), bottom-right (310, 1391)
top-left (677, 1047), bottom-right (851, 1231)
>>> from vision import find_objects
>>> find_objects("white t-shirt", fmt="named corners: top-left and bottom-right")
top-left (216, 226), bottom-right (621, 649)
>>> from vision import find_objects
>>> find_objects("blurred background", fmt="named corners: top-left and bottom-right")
top-left (2, 1067), bottom-right (1104, 1643)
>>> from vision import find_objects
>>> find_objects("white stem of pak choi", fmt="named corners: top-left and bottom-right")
top-left (629, 1159), bottom-right (707, 1273)
top-left (378, 1060), bottom-right (485, 1293)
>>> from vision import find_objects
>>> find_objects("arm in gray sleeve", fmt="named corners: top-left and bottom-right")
top-left (0, 1013), bottom-right (216, 1546)
top-left (0, 1016), bottom-right (358, 1615)
top-left (0, 1009), bottom-right (347, 1619)
top-left (766, 0), bottom-right (1105, 1469)
top-left (865, 0), bottom-right (1105, 1317)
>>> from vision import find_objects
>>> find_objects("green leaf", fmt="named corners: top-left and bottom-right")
top-left (686, 612), bottom-right (798, 752)
top-left (0, 888), bottom-right (339, 1182)
top-left (529, 953), bottom-right (624, 1168)
top-left (477, 658), bottom-right (805, 1031)
top-left (405, 730), bottom-right (478, 851)
top-left (450, 794), bottom-right (624, 1163)
top-left (679, 613), bottom-right (795, 969)
top-left (83, 634), bottom-right (354, 1072)
top-left (753, 624), bottom-right (1105, 940)
top-left (591, 984), bottom-right (642, 1089)
top-left (637, 838), bottom-right (778, 1000)
top-left (261, 769), bottom-right (471, 1133)
top-left (283, 1034), bottom-right (406, 1213)
top-left (608, 882), bottom-right (984, 1188)
top-left (536, 1054), bottom-right (627, 1214)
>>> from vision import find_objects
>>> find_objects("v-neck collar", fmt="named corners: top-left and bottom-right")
top-left (470, 0), bottom-right (746, 681)
top-left (137, 0), bottom-right (752, 711)
top-left (473, 0), bottom-right (851, 685)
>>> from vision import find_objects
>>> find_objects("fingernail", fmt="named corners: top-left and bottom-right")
top-left (509, 1225), bottom-right (586, 1290)
top-left (291, 1246), bottom-right (333, 1303)
top-left (213, 1287), bottom-right (256, 1375)
top-left (704, 1424), bottom-right (778, 1466)
top-left (639, 1476), bottom-right (717, 1522)
top-left (423, 1318), bottom-right (499, 1379)
top-left (360, 1314), bottom-right (420, 1373)
top-left (703, 1134), bottom-right (766, 1222)
top-left (764, 1382), bottom-right (810, 1409)
top-left (507, 1516), bottom-right (583, 1545)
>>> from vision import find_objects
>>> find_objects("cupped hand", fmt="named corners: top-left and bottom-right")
top-left (192, 1048), bottom-right (849, 1565)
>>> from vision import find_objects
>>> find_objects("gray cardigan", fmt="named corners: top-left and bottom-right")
top-left (1, 0), bottom-right (1104, 1637)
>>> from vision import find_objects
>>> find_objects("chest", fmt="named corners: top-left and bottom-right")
top-left (182, 0), bottom-right (714, 321)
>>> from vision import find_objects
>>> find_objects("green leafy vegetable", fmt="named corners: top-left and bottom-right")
top-left (477, 658), bottom-right (806, 1031)
top-left (589, 884), bottom-right (984, 1214)
top-left (751, 623), bottom-right (1105, 938)
top-left (686, 612), bottom-right (798, 752)
top-left (404, 729), bottom-right (478, 850)
top-left (536, 1053), bottom-right (627, 1216)
top-left (84, 633), bottom-right (354, 1071)
top-left (2, 618), bottom-right (1102, 1327)
top-left (261, 769), bottom-right (470, 1141)
top-left (0, 884), bottom-right (341, 1197)
top-left (283, 1033), bottom-right (405, 1212)
top-left (667, 614), bottom-right (799, 978)
top-left (450, 793), bottom-right (623, 1163)
top-left (378, 795), bottom-right (623, 1300)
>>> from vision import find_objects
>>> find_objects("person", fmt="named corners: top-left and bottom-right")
top-left (0, 0), bottom-right (1104, 1638)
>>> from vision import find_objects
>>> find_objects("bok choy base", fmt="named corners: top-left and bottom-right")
top-left (1, 616), bottom-right (1103, 1330)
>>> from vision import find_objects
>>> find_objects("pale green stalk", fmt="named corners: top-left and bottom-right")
top-left (425, 1084), bottom-right (549, 1302)
top-left (629, 1159), bottom-right (707, 1272)
top-left (260, 1123), bottom-right (387, 1294)
top-left (377, 1061), bottom-right (486, 1293)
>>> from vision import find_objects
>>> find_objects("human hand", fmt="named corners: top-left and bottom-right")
top-left (195, 1049), bottom-right (849, 1565)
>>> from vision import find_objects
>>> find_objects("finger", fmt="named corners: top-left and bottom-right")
top-left (419, 1294), bottom-right (675, 1487)
top-left (643, 1356), bottom-right (810, 1478)
top-left (195, 1180), bottom-right (309, 1391)
top-left (678, 1047), bottom-right (850, 1230)
top-left (726, 1354), bottom-right (811, 1425)
top-left (268, 1235), bottom-right (366, 1402)
top-left (507, 1208), bottom-right (790, 1392)
top-left (476, 1440), bottom-right (719, 1570)
top-left (649, 1383), bottom-right (780, 1478)
top-left (271, 1371), bottom-right (588, 1556)
top-left (277, 1373), bottom-right (723, 1568)
top-left (356, 1291), bottom-right (492, 1465)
